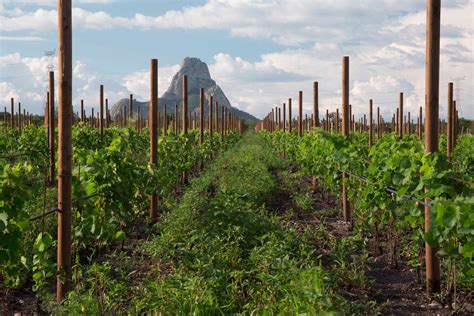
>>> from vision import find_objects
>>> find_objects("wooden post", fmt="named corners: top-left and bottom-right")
top-left (313, 81), bottom-right (319, 127)
top-left (283, 103), bottom-right (286, 132)
top-left (369, 100), bottom-right (373, 147)
top-left (419, 106), bottom-right (423, 139)
top-left (424, 0), bottom-right (441, 297)
top-left (408, 112), bottom-right (411, 135)
top-left (56, 0), bottom-right (72, 302)
top-left (17, 102), bottom-right (21, 133)
top-left (215, 102), bottom-right (219, 134)
top-left (99, 85), bottom-right (104, 140)
top-left (105, 99), bottom-right (109, 128)
top-left (288, 98), bottom-right (292, 133)
top-left (80, 100), bottom-right (84, 123)
top-left (399, 92), bottom-right (404, 137)
top-left (209, 95), bottom-right (213, 137)
top-left (377, 107), bottom-right (380, 139)
top-left (325, 109), bottom-right (329, 132)
top-left (447, 82), bottom-right (453, 157)
top-left (200, 89), bottom-right (204, 144)
top-left (10, 98), bottom-right (14, 129)
top-left (182, 76), bottom-right (188, 135)
top-left (336, 108), bottom-right (339, 133)
top-left (163, 105), bottom-right (167, 134)
top-left (129, 94), bottom-right (133, 128)
top-left (298, 91), bottom-right (303, 136)
top-left (278, 107), bottom-right (281, 131)
top-left (49, 72), bottom-right (55, 185)
top-left (149, 59), bottom-right (158, 219)
top-left (342, 56), bottom-right (350, 223)
top-left (221, 106), bottom-right (225, 142)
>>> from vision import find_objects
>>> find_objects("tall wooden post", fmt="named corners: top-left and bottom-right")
top-left (209, 95), bottom-right (213, 137)
top-left (313, 81), bottom-right (319, 127)
top-left (163, 105), bottom-right (167, 133)
top-left (182, 76), bottom-right (188, 134)
top-left (342, 56), bottom-right (350, 223)
top-left (10, 98), bottom-right (14, 129)
top-left (80, 100), bottom-right (84, 123)
top-left (200, 89), bottom-right (204, 144)
top-left (288, 98), bottom-right (292, 133)
top-left (349, 104), bottom-right (352, 132)
top-left (278, 107), bottom-right (281, 131)
top-left (419, 106), bottom-right (423, 139)
top-left (99, 85), bottom-right (104, 140)
top-left (424, 0), bottom-right (441, 297)
top-left (447, 82), bottom-right (453, 157)
top-left (283, 103), bottom-right (286, 132)
top-left (56, 0), bottom-right (72, 302)
top-left (49, 71), bottom-right (55, 185)
top-left (408, 112), bottom-right (411, 135)
top-left (17, 102), bottom-right (21, 133)
top-left (325, 110), bottom-right (329, 132)
top-left (182, 75), bottom-right (189, 183)
top-left (377, 107), bottom-right (380, 139)
top-left (91, 108), bottom-right (95, 128)
top-left (105, 99), bottom-right (109, 128)
top-left (336, 108), bottom-right (339, 133)
top-left (399, 92), bottom-right (404, 137)
top-left (369, 100), bottom-right (373, 147)
top-left (129, 94), bottom-right (133, 128)
top-left (149, 59), bottom-right (158, 219)
top-left (298, 91), bottom-right (303, 136)
top-left (221, 106), bottom-right (225, 142)
top-left (215, 102), bottom-right (219, 133)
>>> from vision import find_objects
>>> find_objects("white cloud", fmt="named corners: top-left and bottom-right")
top-left (122, 64), bottom-right (180, 101)
top-left (0, 53), bottom-right (179, 115)
top-left (1, 1), bottom-right (473, 119)
top-left (209, 53), bottom-right (306, 82)
top-left (0, 35), bottom-right (44, 41)
top-left (1, 0), bottom-right (113, 6)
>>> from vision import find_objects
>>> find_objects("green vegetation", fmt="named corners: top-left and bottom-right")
top-left (55, 133), bottom-right (349, 314)
top-left (1, 125), bottom-right (239, 298)
top-left (265, 129), bottom-right (474, 303)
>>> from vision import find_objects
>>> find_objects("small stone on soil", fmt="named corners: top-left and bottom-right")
top-left (428, 300), bottom-right (443, 309)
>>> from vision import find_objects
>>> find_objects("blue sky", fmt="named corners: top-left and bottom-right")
top-left (1, 0), bottom-right (473, 119)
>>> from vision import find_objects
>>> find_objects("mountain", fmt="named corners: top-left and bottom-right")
top-left (110, 57), bottom-right (258, 122)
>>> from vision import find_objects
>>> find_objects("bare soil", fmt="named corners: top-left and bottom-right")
top-left (267, 165), bottom-right (468, 315)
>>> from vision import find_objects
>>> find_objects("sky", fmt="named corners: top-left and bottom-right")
top-left (0, 0), bottom-right (473, 120)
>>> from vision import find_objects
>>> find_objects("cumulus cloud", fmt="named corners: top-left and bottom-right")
top-left (209, 53), bottom-right (307, 82)
top-left (0, 35), bottom-right (44, 41)
top-left (1, 0), bottom-right (473, 118)
top-left (0, 53), bottom-right (180, 115)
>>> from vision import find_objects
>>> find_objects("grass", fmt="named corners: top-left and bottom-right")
top-left (55, 133), bottom-right (345, 314)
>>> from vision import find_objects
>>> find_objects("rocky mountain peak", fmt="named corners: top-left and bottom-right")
top-left (110, 57), bottom-right (258, 122)
top-left (179, 57), bottom-right (211, 80)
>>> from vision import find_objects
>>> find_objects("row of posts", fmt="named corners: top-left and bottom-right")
top-left (2, 98), bottom-right (34, 133)
top-left (257, 0), bottom-right (445, 299)
top-left (148, 62), bottom-right (244, 217)
top-left (257, 86), bottom-right (461, 158)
